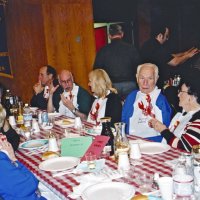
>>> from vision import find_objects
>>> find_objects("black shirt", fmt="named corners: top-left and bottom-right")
top-left (140, 38), bottom-right (173, 87)
top-left (94, 39), bottom-right (140, 83)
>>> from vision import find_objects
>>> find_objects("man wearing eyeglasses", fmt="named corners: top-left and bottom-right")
top-left (47, 70), bottom-right (92, 120)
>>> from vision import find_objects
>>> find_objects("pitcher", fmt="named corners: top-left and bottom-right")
top-left (114, 122), bottom-right (129, 160)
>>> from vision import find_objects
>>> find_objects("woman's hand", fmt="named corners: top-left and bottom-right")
top-left (148, 118), bottom-right (167, 132)
top-left (0, 134), bottom-right (17, 162)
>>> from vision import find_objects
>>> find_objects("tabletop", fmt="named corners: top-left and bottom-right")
top-left (15, 116), bottom-right (183, 200)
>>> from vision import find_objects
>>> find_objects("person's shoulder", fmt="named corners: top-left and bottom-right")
top-left (0, 151), bottom-right (9, 160)
top-left (127, 90), bottom-right (138, 98)
top-left (77, 85), bottom-right (91, 96)
top-left (192, 110), bottom-right (200, 119)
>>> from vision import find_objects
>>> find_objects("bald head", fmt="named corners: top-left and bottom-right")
top-left (58, 70), bottom-right (74, 91)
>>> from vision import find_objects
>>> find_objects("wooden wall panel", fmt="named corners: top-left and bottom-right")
top-left (0, 0), bottom-right (95, 103)
top-left (2, 0), bottom-right (47, 103)
top-left (42, 0), bottom-right (96, 88)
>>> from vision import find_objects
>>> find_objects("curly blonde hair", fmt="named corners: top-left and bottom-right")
top-left (89, 69), bottom-right (117, 97)
top-left (0, 104), bottom-right (6, 128)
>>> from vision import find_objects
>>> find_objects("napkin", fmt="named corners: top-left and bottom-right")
top-left (75, 159), bottom-right (105, 173)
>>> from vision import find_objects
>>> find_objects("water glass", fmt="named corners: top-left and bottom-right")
top-left (136, 172), bottom-right (153, 193)
top-left (85, 153), bottom-right (96, 170)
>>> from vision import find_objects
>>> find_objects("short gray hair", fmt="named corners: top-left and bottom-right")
top-left (136, 63), bottom-right (159, 79)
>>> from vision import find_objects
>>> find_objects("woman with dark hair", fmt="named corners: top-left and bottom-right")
top-left (149, 69), bottom-right (200, 152)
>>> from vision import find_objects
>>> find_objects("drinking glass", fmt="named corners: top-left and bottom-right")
top-left (136, 172), bottom-right (153, 193)
top-left (85, 153), bottom-right (96, 170)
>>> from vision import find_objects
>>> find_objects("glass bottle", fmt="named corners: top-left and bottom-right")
top-left (173, 154), bottom-right (194, 198)
top-left (3, 89), bottom-right (12, 116)
top-left (23, 103), bottom-right (32, 127)
top-left (100, 117), bottom-right (114, 156)
top-left (192, 145), bottom-right (200, 195)
top-left (114, 122), bottom-right (129, 158)
top-left (17, 101), bottom-right (24, 128)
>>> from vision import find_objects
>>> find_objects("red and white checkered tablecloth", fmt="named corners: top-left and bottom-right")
top-left (15, 117), bottom-right (183, 200)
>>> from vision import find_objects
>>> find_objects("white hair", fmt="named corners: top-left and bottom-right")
top-left (136, 63), bottom-right (159, 79)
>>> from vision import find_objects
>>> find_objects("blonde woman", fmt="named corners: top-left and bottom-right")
top-left (87, 69), bottom-right (122, 126)
top-left (0, 104), bottom-right (20, 151)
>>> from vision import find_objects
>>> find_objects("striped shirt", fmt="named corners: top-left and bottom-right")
top-left (161, 110), bottom-right (200, 152)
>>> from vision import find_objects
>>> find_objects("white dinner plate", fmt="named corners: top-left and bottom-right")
top-left (48, 112), bottom-right (61, 118)
top-left (82, 182), bottom-right (135, 200)
top-left (41, 124), bottom-right (53, 130)
top-left (139, 142), bottom-right (170, 154)
top-left (54, 119), bottom-right (74, 128)
top-left (19, 139), bottom-right (48, 150)
top-left (39, 156), bottom-right (80, 172)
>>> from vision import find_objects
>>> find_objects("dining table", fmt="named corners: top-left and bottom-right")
top-left (15, 115), bottom-right (184, 200)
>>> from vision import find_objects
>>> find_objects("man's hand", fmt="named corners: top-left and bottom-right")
top-left (60, 93), bottom-right (74, 111)
top-left (49, 81), bottom-right (59, 95)
top-left (33, 80), bottom-right (43, 95)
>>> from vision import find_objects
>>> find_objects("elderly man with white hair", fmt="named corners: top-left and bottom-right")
top-left (122, 63), bottom-right (172, 142)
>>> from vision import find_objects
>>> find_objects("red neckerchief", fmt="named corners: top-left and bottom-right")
top-left (89, 102), bottom-right (100, 125)
top-left (69, 91), bottom-right (73, 100)
top-left (138, 94), bottom-right (155, 118)
top-left (65, 91), bottom-right (73, 100)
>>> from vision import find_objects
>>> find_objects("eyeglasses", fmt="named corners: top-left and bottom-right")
top-left (60, 78), bottom-right (73, 84)
top-left (178, 89), bottom-right (191, 95)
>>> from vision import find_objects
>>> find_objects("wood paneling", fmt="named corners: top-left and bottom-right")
top-left (42, 0), bottom-right (96, 87)
top-left (1, 0), bottom-right (95, 103)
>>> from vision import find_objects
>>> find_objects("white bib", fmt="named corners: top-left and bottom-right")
top-left (129, 87), bottom-right (163, 138)
top-left (58, 83), bottom-right (79, 118)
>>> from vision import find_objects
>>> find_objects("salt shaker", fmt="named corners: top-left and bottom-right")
top-left (48, 131), bottom-right (59, 152)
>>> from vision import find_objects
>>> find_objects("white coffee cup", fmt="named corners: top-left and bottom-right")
top-left (9, 116), bottom-right (16, 126)
top-left (158, 176), bottom-right (173, 200)
top-left (74, 117), bottom-right (82, 130)
top-left (118, 152), bottom-right (130, 171)
top-left (130, 143), bottom-right (141, 159)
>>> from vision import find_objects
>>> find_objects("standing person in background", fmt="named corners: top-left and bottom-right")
top-left (94, 24), bottom-right (140, 100)
top-left (47, 70), bottom-right (92, 121)
top-left (140, 24), bottom-right (199, 88)
top-left (87, 69), bottom-right (122, 127)
top-left (122, 63), bottom-right (172, 142)
top-left (30, 65), bottom-right (59, 110)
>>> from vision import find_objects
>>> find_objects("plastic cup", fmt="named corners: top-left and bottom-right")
top-left (130, 143), bottom-right (142, 159)
top-left (118, 152), bottom-right (130, 171)
top-left (158, 176), bottom-right (173, 200)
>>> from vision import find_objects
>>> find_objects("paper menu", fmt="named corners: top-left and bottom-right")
top-left (61, 136), bottom-right (92, 158)
top-left (81, 135), bottom-right (109, 161)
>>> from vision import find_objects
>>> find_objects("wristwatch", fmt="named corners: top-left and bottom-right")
top-left (72, 108), bottom-right (78, 114)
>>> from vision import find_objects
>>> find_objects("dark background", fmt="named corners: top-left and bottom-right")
top-left (92, 0), bottom-right (200, 51)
